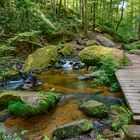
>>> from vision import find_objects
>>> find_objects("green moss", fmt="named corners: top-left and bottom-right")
top-left (53, 120), bottom-right (93, 139)
top-left (43, 136), bottom-right (50, 140)
top-left (80, 100), bottom-right (108, 118)
top-left (23, 46), bottom-right (58, 71)
top-left (82, 120), bottom-right (94, 131)
top-left (79, 45), bottom-right (124, 67)
top-left (8, 91), bottom-right (57, 117)
top-left (87, 105), bottom-right (108, 117)
top-left (93, 56), bottom-right (119, 88)
top-left (60, 44), bottom-right (76, 56)
top-left (0, 70), bottom-right (18, 82)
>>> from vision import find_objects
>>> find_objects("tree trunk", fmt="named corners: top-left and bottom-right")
top-left (84, 0), bottom-right (88, 34)
top-left (138, 22), bottom-right (140, 40)
top-left (109, 0), bottom-right (113, 24)
top-left (116, 0), bottom-right (125, 31)
top-left (58, 0), bottom-right (62, 19)
top-left (93, 0), bottom-right (96, 30)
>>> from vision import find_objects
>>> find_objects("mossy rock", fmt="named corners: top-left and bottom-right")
top-left (0, 90), bottom-right (58, 117)
top-left (79, 45), bottom-right (125, 67)
top-left (122, 125), bottom-right (140, 140)
top-left (8, 91), bottom-right (57, 117)
top-left (79, 100), bottom-right (108, 118)
top-left (0, 70), bottom-right (18, 82)
top-left (0, 91), bottom-right (22, 106)
top-left (53, 119), bottom-right (93, 140)
top-left (96, 35), bottom-right (115, 47)
top-left (60, 44), bottom-right (76, 56)
top-left (23, 46), bottom-right (58, 71)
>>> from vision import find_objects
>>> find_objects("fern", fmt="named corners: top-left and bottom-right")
top-left (110, 104), bottom-right (132, 131)
top-left (7, 31), bottom-right (40, 44)
top-left (0, 44), bottom-right (15, 54)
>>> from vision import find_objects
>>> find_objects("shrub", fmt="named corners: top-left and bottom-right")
top-left (110, 104), bottom-right (132, 131)
top-left (93, 56), bottom-right (120, 89)
top-left (60, 44), bottom-right (76, 56)
top-left (123, 41), bottom-right (140, 51)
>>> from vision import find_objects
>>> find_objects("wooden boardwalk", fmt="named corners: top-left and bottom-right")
top-left (115, 53), bottom-right (140, 121)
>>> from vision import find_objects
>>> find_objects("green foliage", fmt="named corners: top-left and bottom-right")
top-left (97, 26), bottom-right (129, 43)
top-left (93, 56), bottom-right (120, 89)
top-left (43, 136), bottom-right (50, 140)
top-left (123, 41), bottom-right (140, 51)
top-left (0, 44), bottom-right (16, 80)
top-left (0, 127), bottom-right (23, 140)
top-left (8, 31), bottom-right (40, 44)
top-left (110, 82), bottom-right (121, 93)
top-left (110, 104), bottom-right (132, 131)
top-left (0, 44), bottom-right (15, 54)
top-left (122, 56), bottom-right (131, 65)
top-left (60, 44), bottom-right (76, 56)
top-left (97, 134), bottom-right (104, 140)
top-left (8, 91), bottom-right (57, 117)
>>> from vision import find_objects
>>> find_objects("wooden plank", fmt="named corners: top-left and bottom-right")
top-left (125, 96), bottom-right (140, 100)
top-left (131, 110), bottom-right (140, 115)
top-left (117, 74), bottom-right (140, 75)
top-left (118, 79), bottom-right (140, 81)
top-left (120, 83), bottom-right (140, 85)
top-left (115, 53), bottom-right (140, 121)
top-left (121, 85), bottom-right (140, 87)
top-left (126, 99), bottom-right (140, 104)
top-left (118, 80), bottom-right (140, 82)
top-left (133, 115), bottom-right (140, 121)
top-left (122, 89), bottom-right (140, 92)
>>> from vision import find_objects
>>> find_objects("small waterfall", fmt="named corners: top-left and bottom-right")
top-left (61, 60), bottom-right (73, 70)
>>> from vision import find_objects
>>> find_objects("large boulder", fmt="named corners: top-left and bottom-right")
top-left (23, 46), bottom-right (58, 71)
top-left (79, 100), bottom-right (108, 118)
top-left (122, 125), bottom-right (140, 140)
top-left (79, 45), bottom-right (125, 67)
top-left (0, 90), bottom-right (58, 117)
top-left (96, 35), bottom-right (115, 48)
top-left (53, 119), bottom-right (93, 140)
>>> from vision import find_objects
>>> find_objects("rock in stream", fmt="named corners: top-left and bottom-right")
top-left (79, 100), bottom-right (109, 118)
top-left (53, 119), bottom-right (93, 140)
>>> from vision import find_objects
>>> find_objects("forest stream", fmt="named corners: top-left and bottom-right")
top-left (0, 59), bottom-right (123, 140)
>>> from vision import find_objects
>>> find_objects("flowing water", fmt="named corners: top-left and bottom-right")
top-left (1, 60), bottom-right (123, 140)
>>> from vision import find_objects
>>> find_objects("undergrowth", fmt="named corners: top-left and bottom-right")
top-left (93, 56), bottom-right (120, 91)
top-left (123, 41), bottom-right (140, 51)
top-left (110, 104), bottom-right (132, 131)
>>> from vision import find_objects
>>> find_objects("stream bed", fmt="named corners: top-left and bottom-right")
top-left (0, 60), bottom-right (123, 140)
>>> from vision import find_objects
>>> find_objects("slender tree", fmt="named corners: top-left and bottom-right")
top-left (116, 0), bottom-right (125, 31)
